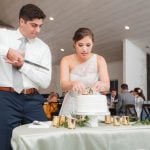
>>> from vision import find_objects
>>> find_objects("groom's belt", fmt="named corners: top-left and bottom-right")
top-left (0, 87), bottom-right (38, 94)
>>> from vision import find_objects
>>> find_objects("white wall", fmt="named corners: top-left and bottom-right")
top-left (123, 39), bottom-right (147, 97)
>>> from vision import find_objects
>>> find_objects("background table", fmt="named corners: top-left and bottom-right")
top-left (11, 122), bottom-right (150, 150)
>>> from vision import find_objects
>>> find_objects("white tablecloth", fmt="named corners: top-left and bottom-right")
top-left (11, 122), bottom-right (150, 150)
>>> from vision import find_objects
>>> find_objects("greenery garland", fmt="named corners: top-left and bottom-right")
top-left (59, 115), bottom-right (90, 128)
top-left (76, 115), bottom-right (90, 127)
top-left (132, 119), bottom-right (150, 125)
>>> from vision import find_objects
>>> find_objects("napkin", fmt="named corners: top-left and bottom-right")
top-left (28, 121), bottom-right (51, 128)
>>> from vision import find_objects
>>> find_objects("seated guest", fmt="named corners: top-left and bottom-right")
top-left (133, 87), bottom-right (145, 119)
top-left (116, 83), bottom-right (135, 115)
top-left (47, 92), bottom-right (59, 103)
top-left (47, 92), bottom-right (59, 116)
top-left (130, 90), bottom-right (134, 96)
top-left (107, 88), bottom-right (118, 115)
top-left (43, 92), bottom-right (59, 120)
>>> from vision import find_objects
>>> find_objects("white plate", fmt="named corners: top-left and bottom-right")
top-left (28, 121), bottom-right (52, 128)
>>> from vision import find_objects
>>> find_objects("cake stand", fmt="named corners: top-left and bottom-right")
top-left (74, 112), bottom-right (110, 127)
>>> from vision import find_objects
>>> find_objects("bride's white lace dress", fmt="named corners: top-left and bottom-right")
top-left (59, 54), bottom-right (108, 116)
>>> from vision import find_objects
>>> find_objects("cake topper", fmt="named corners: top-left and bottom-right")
top-left (82, 87), bottom-right (95, 95)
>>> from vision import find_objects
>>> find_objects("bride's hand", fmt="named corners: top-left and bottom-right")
top-left (92, 81), bottom-right (107, 92)
top-left (72, 81), bottom-right (86, 94)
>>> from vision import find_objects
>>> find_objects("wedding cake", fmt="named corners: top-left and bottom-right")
top-left (76, 94), bottom-right (109, 115)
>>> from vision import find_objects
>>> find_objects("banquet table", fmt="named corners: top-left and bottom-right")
top-left (11, 122), bottom-right (150, 150)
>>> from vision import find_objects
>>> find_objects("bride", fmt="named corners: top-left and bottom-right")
top-left (59, 27), bottom-right (110, 116)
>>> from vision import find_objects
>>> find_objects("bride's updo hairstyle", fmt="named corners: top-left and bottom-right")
top-left (134, 87), bottom-right (145, 100)
top-left (72, 27), bottom-right (94, 43)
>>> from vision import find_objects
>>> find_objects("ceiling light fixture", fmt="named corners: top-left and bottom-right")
top-left (124, 26), bottom-right (130, 30)
top-left (60, 48), bottom-right (65, 52)
top-left (49, 17), bottom-right (54, 21)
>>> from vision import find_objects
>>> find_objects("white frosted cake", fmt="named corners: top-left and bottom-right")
top-left (76, 95), bottom-right (109, 115)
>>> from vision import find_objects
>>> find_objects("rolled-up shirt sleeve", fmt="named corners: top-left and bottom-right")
top-left (19, 44), bottom-right (52, 89)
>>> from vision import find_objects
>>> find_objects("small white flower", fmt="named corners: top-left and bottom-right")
top-left (138, 89), bottom-right (141, 93)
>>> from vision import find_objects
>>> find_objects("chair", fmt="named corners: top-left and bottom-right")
top-left (125, 104), bottom-right (138, 121)
top-left (141, 104), bottom-right (150, 121)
